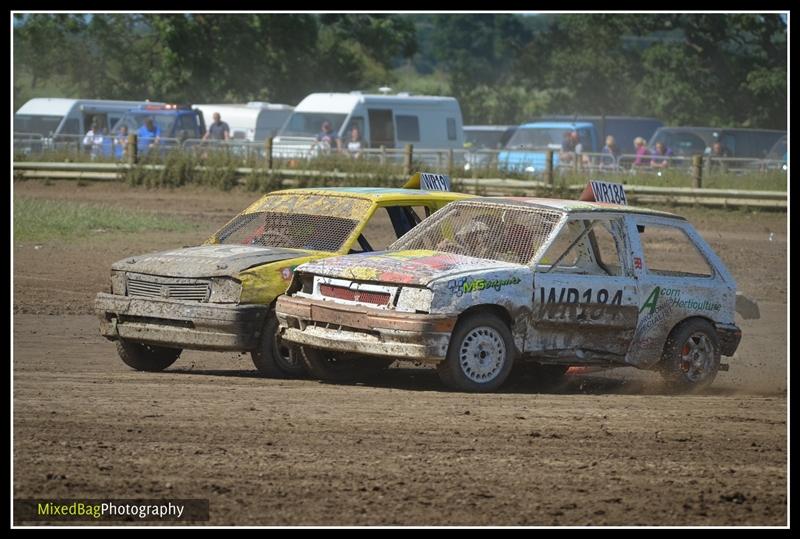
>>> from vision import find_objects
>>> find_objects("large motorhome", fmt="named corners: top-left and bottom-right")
top-left (14, 98), bottom-right (160, 139)
top-left (272, 92), bottom-right (464, 157)
top-left (194, 102), bottom-right (294, 141)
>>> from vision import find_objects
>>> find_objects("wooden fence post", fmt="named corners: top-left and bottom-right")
top-left (127, 134), bottom-right (138, 165)
top-left (404, 144), bottom-right (413, 176)
top-left (447, 148), bottom-right (454, 176)
top-left (545, 150), bottom-right (554, 186)
top-left (692, 155), bottom-right (703, 188)
top-left (265, 137), bottom-right (273, 170)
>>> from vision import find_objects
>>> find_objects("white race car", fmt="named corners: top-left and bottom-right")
top-left (277, 194), bottom-right (745, 392)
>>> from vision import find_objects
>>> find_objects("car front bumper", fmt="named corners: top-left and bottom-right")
top-left (275, 295), bottom-right (457, 362)
top-left (95, 292), bottom-right (269, 351)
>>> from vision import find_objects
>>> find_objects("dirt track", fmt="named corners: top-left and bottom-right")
top-left (13, 180), bottom-right (788, 525)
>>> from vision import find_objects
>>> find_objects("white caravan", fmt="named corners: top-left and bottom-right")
top-left (273, 92), bottom-right (464, 157)
top-left (194, 102), bottom-right (294, 141)
top-left (14, 98), bottom-right (160, 138)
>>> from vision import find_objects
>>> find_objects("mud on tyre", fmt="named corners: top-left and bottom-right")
top-left (659, 318), bottom-right (721, 392)
top-left (251, 312), bottom-right (307, 379)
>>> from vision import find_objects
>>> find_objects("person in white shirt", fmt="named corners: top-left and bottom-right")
top-left (346, 125), bottom-right (363, 159)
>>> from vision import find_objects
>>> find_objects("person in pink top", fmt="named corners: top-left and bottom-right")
top-left (633, 136), bottom-right (651, 167)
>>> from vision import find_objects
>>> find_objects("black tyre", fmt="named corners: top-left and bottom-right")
top-left (250, 313), bottom-right (306, 378)
top-left (659, 318), bottom-right (721, 392)
top-left (437, 312), bottom-right (515, 392)
top-left (301, 348), bottom-right (394, 382)
top-left (116, 340), bottom-right (181, 372)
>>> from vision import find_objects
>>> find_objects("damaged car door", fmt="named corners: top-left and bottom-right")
top-left (528, 215), bottom-right (639, 363)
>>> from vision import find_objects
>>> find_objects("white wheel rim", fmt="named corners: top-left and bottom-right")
top-left (459, 326), bottom-right (506, 383)
top-left (680, 332), bottom-right (714, 382)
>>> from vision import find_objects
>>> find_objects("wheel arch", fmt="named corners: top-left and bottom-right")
top-left (457, 303), bottom-right (514, 330)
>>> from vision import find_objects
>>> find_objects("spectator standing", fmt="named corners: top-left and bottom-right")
top-left (651, 141), bottom-right (674, 169)
top-left (314, 120), bottom-right (341, 154)
top-left (633, 137), bottom-right (651, 167)
top-left (600, 135), bottom-right (621, 169)
top-left (137, 117), bottom-right (161, 152)
top-left (708, 141), bottom-right (731, 173)
top-left (83, 121), bottom-right (104, 160)
top-left (346, 125), bottom-right (363, 159)
top-left (203, 112), bottom-right (230, 141)
top-left (560, 130), bottom-right (581, 164)
top-left (114, 125), bottom-right (129, 160)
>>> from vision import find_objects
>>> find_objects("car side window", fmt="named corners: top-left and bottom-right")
top-left (588, 220), bottom-right (625, 276)
top-left (352, 205), bottom-right (429, 254)
top-left (539, 218), bottom-right (625, 276)
top-left (638, 223), bottom-right (713, 277)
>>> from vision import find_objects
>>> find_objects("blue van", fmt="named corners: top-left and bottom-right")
top-left (498, 121), bottom-right (597, 173)
top-left (107, 104), bottom-right (206, 157)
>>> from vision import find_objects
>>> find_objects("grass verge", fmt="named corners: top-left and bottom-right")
top-left (14, 197), bottom-right (195, 243)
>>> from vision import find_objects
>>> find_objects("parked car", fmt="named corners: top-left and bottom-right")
top-left (648, 126), bottom-right (786, 159)
top-left (462, 125), bottom-right (518, 170)
top-left (764, 135), bottom-right (787, 170)
top-left (277, 197), bottom-right (742, 392)
top-left (498, 121), bottom-right (598, 173)
top-left (95, 184), bottom-right (473, 378)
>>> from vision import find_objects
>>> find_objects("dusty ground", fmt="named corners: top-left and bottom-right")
top-left (13, 180), bottom-right (788, 526)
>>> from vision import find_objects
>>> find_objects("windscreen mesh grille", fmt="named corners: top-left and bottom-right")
top-left (213, 194), bottom-right (371, 253)
top-left (390, 201), bottom-right (563, 265)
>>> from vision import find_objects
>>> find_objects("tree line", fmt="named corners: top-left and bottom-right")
top-left (13, 13), bottom-right (787, 130)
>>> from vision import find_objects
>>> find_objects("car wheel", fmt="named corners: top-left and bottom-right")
top-left (251, 313), bottom-right (306, 378)
top-left (301, 348), bottom-right (394, 382)
top-left (659, 318), bottom-right (721, 392)
top-left (116, 340), bottom-right (181, 372)
top-left (437, 312), bottom-right (515, 392)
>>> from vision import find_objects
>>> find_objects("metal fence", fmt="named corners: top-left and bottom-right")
top-left (14, 132), bottom-right (787, 178)
top-left (12, 133), bottom-right (183, 161)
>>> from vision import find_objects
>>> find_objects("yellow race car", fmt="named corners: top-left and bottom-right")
top-left (95, 178), bottom-right (472, 378)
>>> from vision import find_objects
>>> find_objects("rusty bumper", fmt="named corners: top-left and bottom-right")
top-left (95, 293), bottom-right (268, 351)
top-left (275, 295), bottom-right (457, 362)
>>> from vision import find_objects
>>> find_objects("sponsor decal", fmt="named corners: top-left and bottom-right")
top-left (535, 287), bottom-right (623, 305)
top-left (639, 286), bottom-right (720, 315)
top-left (447, 276), bottom-right (521, 297)
top-left (634, 257), bottom-right (643, 270)
top-left (280, 267), bottom-right (293, 281)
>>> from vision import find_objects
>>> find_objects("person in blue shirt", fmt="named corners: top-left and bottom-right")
top-left (313, 121), bottom-right (341, 154)
top-left (137, 117), bottom-right (161, 152)
top-left (600, 135), bottom-right (621, 170)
